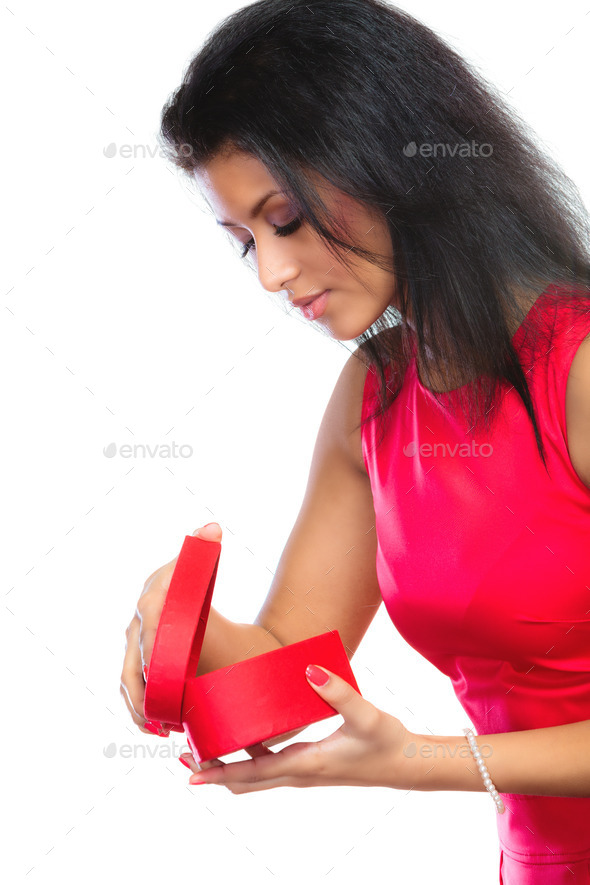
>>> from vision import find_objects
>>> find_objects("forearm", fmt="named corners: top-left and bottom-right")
top-left (400, 719), bottom-right (590, 797)
top-left (196, 606), bottom-right (284, 676)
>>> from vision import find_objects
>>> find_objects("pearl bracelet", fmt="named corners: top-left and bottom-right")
top-left (463, 727), bottom-right (505, 814)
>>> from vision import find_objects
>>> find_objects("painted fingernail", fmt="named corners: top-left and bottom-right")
top-left (144, 720), bottom-right (170, 736)
top-left (179, 756), bottom-right (192, 769)
top-left (306, 664), bottom-right (329, 686)
top-left (189, 777), bottom-right (206, 785)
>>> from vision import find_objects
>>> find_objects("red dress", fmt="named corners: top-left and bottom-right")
top-left (361, 282), bottom-right (590, 883)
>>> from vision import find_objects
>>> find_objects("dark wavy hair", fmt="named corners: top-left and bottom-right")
top-left (158, 0), bottom-right (590, 471)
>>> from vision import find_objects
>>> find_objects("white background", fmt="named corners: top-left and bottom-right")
top-left (1, 0), bottom-right (589, 882)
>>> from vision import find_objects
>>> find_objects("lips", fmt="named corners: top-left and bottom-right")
top-left (298, 289), bottom-right (330, 321)
top-left (293, 289), bottom-right (328, 308)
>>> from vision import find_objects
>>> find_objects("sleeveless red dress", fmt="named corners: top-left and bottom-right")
top-left (361, 282), bottom-right (590, 883)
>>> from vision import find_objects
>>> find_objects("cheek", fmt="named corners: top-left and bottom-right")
top-left (327, 198), bottom-right (390, 275)
top-left (329, 192), bottom-right (372, 238)
top-left (335, 194), bottom-right (391, 258)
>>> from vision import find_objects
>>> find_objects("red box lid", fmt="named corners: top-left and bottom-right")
top-left (143, 534), bottom-right (220, 725)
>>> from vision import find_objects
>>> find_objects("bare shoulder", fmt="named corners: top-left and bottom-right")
top-left (331, 348), bottom-right (371, 476)
top-left (320, 326), bottom-right (400, 478)
top-left (565, 331), bottom-right (590, 489)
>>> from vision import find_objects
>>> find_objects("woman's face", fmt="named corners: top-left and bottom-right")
top-left (194, 149), bottom-right (400, 340)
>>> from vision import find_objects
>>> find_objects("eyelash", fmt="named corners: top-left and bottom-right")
top-left (240, 216), bottom-right (303, 259)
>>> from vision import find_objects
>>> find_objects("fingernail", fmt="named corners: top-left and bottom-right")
top-left (143, 664), bottom-right (148, 681)
top-left (306, 664), bottom-right (329, 686)
top-left (179, 756), bottom-right (192, 769)
top-left (189, 777), bottom-right (206, 785)
top-left (144, 720), bottom-right (170, 737)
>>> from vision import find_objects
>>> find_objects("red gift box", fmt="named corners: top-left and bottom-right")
top-left (143, 534), bottom-right (361, 763)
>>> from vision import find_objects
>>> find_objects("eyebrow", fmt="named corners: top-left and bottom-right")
top-left (215, 190), bottom-right (281, 227)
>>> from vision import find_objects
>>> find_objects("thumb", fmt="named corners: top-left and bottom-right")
top-left (192, 522), bottom-right (222, 542)
top-left (305, 664), bottom-right (369, 730)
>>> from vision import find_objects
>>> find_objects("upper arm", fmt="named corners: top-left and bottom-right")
top-left (565, 332), bottom-right (590, 490)
top-left (253, 349), bottom-right (382, 658)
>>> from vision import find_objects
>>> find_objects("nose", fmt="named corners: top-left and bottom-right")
top-left (255, 241), bottom-right (300, 297)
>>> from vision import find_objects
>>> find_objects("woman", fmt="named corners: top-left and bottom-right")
top-left (120, 0), bottom-right (590, 880)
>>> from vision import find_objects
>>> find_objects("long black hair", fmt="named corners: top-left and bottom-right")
top-left (158, 0), bottom-right (590, 470)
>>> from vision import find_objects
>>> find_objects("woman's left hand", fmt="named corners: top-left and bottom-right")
top-left (180, 664), bottom-right (416, 794)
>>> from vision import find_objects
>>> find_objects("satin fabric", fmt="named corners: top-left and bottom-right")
top-left (360, 283), bottom-right (590, 882)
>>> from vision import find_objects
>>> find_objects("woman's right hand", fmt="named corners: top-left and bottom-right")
top-left (120, 522), bottom-right (223, 738)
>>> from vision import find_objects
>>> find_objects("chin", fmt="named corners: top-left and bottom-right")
top-left (320, 316), bottom-right (375, 342)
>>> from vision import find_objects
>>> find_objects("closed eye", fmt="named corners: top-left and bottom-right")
top-left (240, 216), bottom-right (303, 259)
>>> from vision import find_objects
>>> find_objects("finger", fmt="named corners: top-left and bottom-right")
top-left (120, 617), bottom-right (149, 729)
top-left (179, 742), bottom-right (271, 776)
top-left (200, 774), bottom-right (293, 794)
top-left (192, 523), bottom-right (223, 542)
top-left (245, 742), bottom-right (275, 758)
top-left (121, 620), bottom-right (174, 734)
top-left (305, 665), bottom-right (378, 735)
top-left (137, 597), bottom-right (166, 676)
top-left (183, 745), bottom-right (293, 793)
top-left (188, 740), bottom-right (317, 789)
top-left (120, 679), bottom-right (148, 732)
top-left (180, 752), bottom-right (225, 774)
top-left (261, 725), bottom-right (307, 748)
